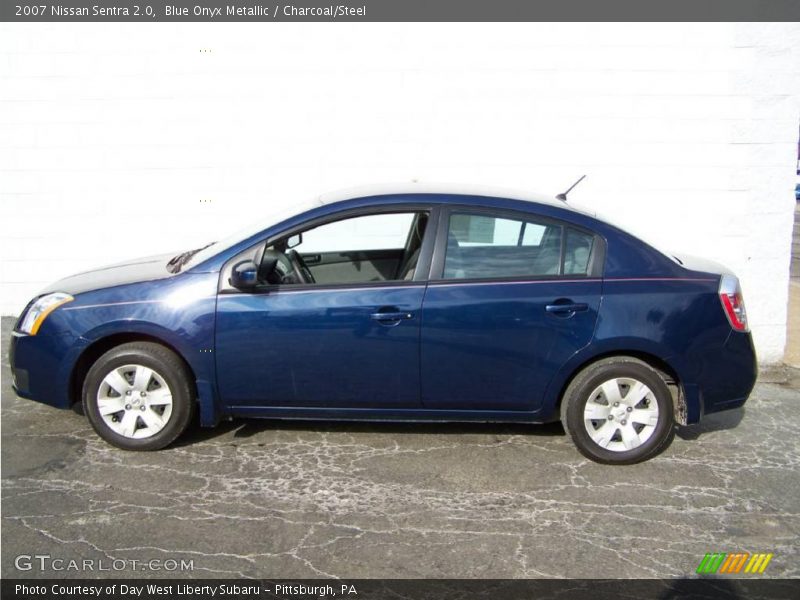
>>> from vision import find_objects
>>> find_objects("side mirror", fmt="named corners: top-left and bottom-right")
top-left (230, 260), bottom-right (258, 289)
top-left (286, 233), bottom-right (303, 249)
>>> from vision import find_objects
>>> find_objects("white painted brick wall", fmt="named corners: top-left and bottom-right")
top-left (1, 23), bottom-right (798, 362)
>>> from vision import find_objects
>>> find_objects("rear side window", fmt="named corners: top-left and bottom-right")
top-left (444, 212), bottom-right (563, 279)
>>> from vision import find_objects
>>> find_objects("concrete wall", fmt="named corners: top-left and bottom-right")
top-left (1, 23), bottom-right (798, 362)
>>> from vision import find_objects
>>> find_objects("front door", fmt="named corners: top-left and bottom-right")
top-left (215, 209), bottom-right (433, 409)
top-left (420, 209), bottom-right (602, 413)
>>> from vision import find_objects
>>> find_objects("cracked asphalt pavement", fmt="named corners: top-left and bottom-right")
top-left (2, 317), bottom-right (799, 579)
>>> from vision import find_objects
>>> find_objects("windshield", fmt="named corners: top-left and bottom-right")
top-left (174, 198), bottom-right (325, 272)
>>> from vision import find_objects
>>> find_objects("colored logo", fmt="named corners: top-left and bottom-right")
top-left (696, 552), bottom-right (773, 574)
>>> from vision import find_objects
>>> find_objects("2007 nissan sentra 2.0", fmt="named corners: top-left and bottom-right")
top-left (9, 185), bottom-right (757, 464)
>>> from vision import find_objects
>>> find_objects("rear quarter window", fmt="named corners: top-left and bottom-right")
top-left (564, 228), bottom-right (595, 275)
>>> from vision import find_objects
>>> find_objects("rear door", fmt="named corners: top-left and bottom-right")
top-left (420, 207), bottom-right (603, 413)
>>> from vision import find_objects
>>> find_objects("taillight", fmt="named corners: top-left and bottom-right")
top-left (719, 274), bottom-right (748, 332)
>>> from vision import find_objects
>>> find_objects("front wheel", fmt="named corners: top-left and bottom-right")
top-left (561, 357), bottom-right (675, 464)
top-left (83, 342), bottom-right (195, 450)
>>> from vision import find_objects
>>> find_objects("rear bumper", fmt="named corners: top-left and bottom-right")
top-left (690, 330), bottom-right (757, 422)
top-left (8, 330), bottom-right (81, 409)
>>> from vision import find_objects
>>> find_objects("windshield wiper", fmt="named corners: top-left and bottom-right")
top-left (167, 243), bottom-right (215, 273)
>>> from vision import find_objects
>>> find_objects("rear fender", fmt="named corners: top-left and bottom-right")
top-left (540, 337), bottom-right (696, 423)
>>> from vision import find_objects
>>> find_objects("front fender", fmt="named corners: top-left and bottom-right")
top-left (50, 274), bottom-right (221, 425)
top-left (80, 319), bottom-right (207, 369)
top-left (73, 315), bottom-right (221, 427)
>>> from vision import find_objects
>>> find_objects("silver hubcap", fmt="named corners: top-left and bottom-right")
top-left (97, 364), bottom-right (173, 439)
top-left (583, 377), bottom-right (659, 452)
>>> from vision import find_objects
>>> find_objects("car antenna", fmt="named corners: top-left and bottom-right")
top-left (556, 175), bottom-right (586, 202)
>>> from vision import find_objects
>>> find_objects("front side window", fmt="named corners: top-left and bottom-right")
top-left (259, 211), bottom-right (429, 286)
top-left (293, 213), bottom-right (415, 253)
top-left (443, 212), bottom-right (592, 280)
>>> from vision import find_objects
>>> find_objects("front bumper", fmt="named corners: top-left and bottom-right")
top-left (9, 329), bottom-right (81, 408)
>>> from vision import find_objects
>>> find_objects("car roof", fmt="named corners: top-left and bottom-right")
top-left (316, 183), bottom-right (594, 216)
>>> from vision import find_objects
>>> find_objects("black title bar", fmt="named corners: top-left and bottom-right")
top-left (4, 0), bottom-right (800, 22)
top-left (4, 579), bottom-right (800, 600)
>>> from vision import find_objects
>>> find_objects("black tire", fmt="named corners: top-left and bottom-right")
top-left (561, 357), bottom-right (675, 465)
top-left (82, 342), bottom-right (195, 451)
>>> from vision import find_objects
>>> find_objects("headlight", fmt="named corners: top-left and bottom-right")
top-left (17, 292), bottom-right (74, 335)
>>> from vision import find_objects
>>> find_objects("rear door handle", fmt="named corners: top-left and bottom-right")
top-left (545, 303), bottom-right (589, 314)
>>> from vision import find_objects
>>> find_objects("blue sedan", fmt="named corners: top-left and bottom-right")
top-left (9, 186), bottom-right (757, 464)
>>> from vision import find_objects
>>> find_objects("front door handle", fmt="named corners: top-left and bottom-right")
top-left (370, 311), bottom-right (414, 322)
top-left (545, 302), bottom-right (589, 315)
top-left (370, 306), bottom-right (414, 327)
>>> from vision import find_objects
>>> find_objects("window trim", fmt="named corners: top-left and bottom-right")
top-left (427, 205), bottom-right (605, 283)
top-left (219, 204), bottom-right (441, 294)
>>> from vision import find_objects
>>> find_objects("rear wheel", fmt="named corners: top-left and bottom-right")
top-left (83, 342), bottom-right (194, 450)
top-left (561, 357), bottom-right (675, 464)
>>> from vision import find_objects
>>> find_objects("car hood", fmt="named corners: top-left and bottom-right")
top-left (40, 252), bottom-right (176, 296)
top-left (672, 253), bottom-right (733, 278)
